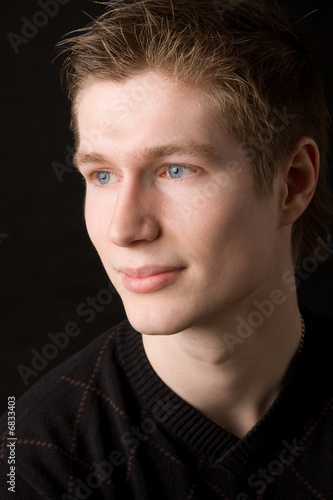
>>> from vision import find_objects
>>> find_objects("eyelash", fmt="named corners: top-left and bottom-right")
top-left (86, 163), bottom-right (198, 188)
top-left (161, 163), bottom-right (198, 180)
top-left (84, 170), bottom-right (116, 189)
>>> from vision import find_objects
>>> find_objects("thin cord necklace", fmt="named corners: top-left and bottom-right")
top-left (297, 314), bottom-right (305, 358)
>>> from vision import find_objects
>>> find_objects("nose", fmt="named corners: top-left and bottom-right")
top-left (108, 179), bottom-right (160, 247)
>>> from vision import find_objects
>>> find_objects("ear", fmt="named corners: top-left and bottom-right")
top-left (279, 138), bottom-right (319, 227)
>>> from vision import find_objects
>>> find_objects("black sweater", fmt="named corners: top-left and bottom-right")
top-left (0, 309), bottom-right (332, 499)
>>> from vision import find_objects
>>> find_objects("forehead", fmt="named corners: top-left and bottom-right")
top-left (77, 73), bottom-right (209, 136)
top-left (75, 71), bottom-right (242, 166)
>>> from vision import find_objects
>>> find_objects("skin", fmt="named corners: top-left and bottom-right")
top-left (75, 72), bottom-right (319, 437)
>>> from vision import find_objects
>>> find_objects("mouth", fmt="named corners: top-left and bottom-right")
top-left (118, 266), bottom-right (185, 293)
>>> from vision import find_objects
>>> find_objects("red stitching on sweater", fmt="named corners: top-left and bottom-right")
top-left (66, 331), bottom-right (116, 495)
top-left (186, 483), bottom-right (197, 500)
top-left (122, 434), bottom-right (205, 498)
top-left (297, 397), bottom-right (333, 447)
top-left (12, 438), bottom-right (116, 490)
top-left (61, 376), bottom-right (131, 421)
top-left (201, 477), bottom-right (231, 499)
top-left (16, 439), bottom-right (91, 468)
top-left (125, 447), bottom-right (137, 481)
top-left (146, 436), bottom-right (190, 470)
top-left (281, 397), bottom-right (333, 500)
top-left (94, 388), bottom-right (131, 419)
top-left (61, 376), bottom-right (86, 388)
top-left (195, 457), bottom-right (232, 499)
top-left (289, 465), bottom-right (327, 499)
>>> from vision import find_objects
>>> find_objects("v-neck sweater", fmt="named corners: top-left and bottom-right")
top-left (0, 308), bottom-right (332, 499)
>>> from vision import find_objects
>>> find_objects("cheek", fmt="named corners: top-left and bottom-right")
top-left (179, 190), bottom-right (245, 250)
top-left (181, 187), bottom-right (271, 274)
top-left (84, 194), bottom-right (108, 248)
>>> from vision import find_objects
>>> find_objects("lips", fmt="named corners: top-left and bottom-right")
top-left (118, 266), bottom-right (185, 293)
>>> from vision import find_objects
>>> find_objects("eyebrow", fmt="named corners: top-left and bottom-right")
top-left (73, 140), bottom-right (221, 169)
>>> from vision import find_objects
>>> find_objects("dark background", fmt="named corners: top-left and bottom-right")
top-left (1, 0), bottom-right (332, 416)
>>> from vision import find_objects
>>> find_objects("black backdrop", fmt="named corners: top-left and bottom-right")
top-left (1, 0), bottom-right (333, 415)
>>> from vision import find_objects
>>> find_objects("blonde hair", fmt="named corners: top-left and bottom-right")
top-left (57, 0), bottom-right (332, 264)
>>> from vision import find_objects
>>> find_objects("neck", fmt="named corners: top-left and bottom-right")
top-left (142, 286), bottom-right (303, 438)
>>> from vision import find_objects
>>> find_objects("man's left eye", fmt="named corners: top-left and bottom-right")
top-left (96, 172), bottom-right (111, 185)
top-left (165, 164), bottom-right (195, 179)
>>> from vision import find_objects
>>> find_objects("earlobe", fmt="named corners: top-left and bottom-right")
top-left (280, 138), bottom-right (319, 227)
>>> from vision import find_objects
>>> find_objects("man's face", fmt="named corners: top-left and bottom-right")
top-left (75, 72), bottom-right (284, 335)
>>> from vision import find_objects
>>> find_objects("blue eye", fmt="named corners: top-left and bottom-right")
top-left (167, 165), bottom-right (185, 179)
top-left (96, 172), bottom-right (111, 185)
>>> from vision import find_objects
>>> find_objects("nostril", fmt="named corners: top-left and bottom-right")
top-left (108, 204), bottom-right (160, 247)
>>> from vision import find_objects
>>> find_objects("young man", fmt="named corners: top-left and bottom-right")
top-left (1, 0), bottom-right (332, 498)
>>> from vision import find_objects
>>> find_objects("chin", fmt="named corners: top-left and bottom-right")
top-left (123, 300), bottom-right (192, 336)
top-left (125, 311), bottom-right (181, 336)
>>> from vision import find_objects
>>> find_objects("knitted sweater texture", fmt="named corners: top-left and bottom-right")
top-left (0, 309), bottom-right (332, 499)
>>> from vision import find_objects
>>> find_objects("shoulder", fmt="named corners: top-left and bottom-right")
top-left (2, 319), bottom-right (133, 419)
top-left (0, 319), bottom-right (138, 497)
